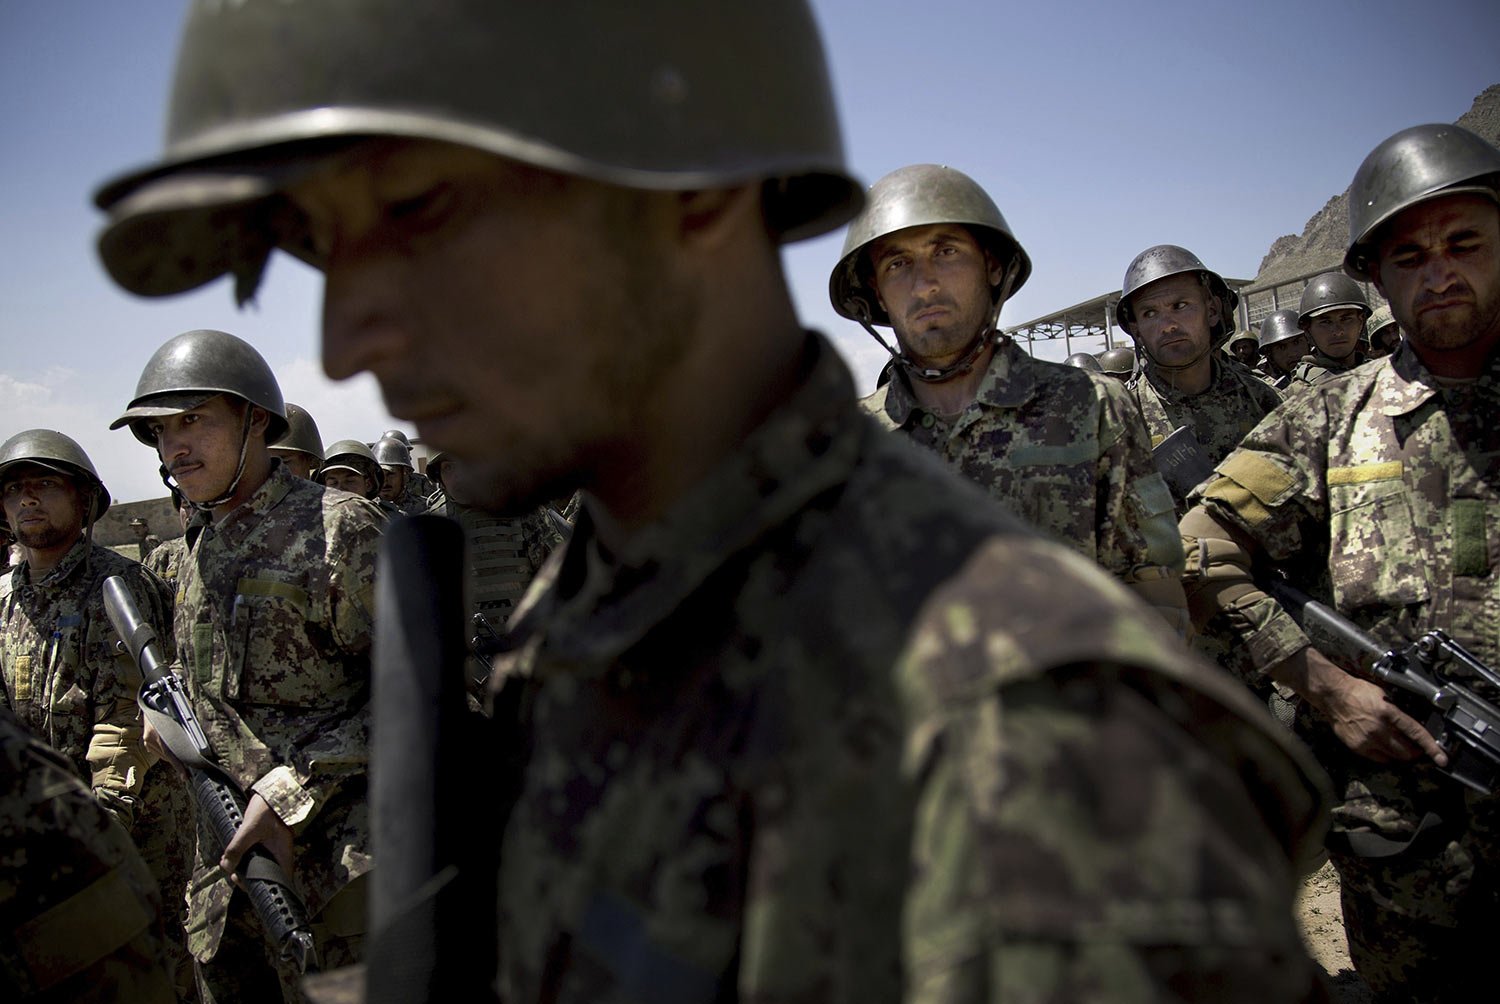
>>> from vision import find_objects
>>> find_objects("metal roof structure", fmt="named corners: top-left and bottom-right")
top-left (1005, 277), bottom-right (1254, 355)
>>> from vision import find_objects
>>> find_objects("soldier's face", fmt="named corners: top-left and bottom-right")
top-left (322, 469), bottom-right (375, 497)
top-left (869, 224), bottom-right (1002, 366)
top-left (271, 450), bottom-right (318, 480)
top-left (1304, 308), bottom-right (1364, 359)
top-left (1373, 193), bottom-right (1500, 360)
top-left (1229, 339), bottom-right (1258, 365)
top-left (149, 395), bottom-right (268, 504)
top-left (289, 139), bottom-right (692, 515)
top-left (379, 466), bottom-right (406, 500)
top-left (2, 466), bottom-right (86, 552)
top-left (1128, 274), bottom-right (1218, 369)
top-left (1264, 334), bottom-right (1308, 374)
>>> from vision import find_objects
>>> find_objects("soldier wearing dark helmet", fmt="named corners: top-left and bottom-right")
top-left (371, 437), bottom-right (427, 515)
top-left (1116, 244), bottom-right (1283, 512)
top-left (1257, 308), bottom-right (1311, 390)
top-left (1290, 271), bottom-right (1371, 386)
top-left (1063, 350), bottom-right (1103, 372)
top-left (1098, 344), bottom-right (1137, 380)
top-left (0, 430), bottom-right (192, 998)
top-left (269, 403), bottom-right (325, 481)
top-left (832, 164), bottom-right (1188, 628)
top-left (1365, 303), bottom-right (1403, 358)
top-left (111, 329), bottom-right (384, 1003)
top-left (376, 431), bottom-right (435, 500)
top-left (94, 2), bottom-right (1330, 1000)
top-left (1180, 123), bottom-right (1500, 1002)
top-left (1224, 328), bottom-right (1260, 368)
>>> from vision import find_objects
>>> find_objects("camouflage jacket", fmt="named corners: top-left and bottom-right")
top-left (0, 539), bottom-right (173, 828)
top-left (437, 500), bottom-right (559, 629)
top-left (142, 536), bottom-right (187, 588)
top-left (861, 337), bottom-right (1182, 580)
top-left (1290, 348), bottom-right (1367, 388)
top-left (0, 706), bottom-right (175, 1003)
top-left (174, 462), bottom-right (382, 960)
top-left (386, 481), bottom-right (430, 517)
top-left (1188, 341), bottom-right (1500, 682)
top-left (1129, 355), bottom-right (1283, 511)
top-left (487, 332), bottom-right (1328, 1004)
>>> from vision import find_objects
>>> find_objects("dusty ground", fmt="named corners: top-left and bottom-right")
top-left (1296, 861), bottom-right (1373, 1003)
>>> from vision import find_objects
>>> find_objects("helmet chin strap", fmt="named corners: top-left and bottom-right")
top-left (851, 259), bottom-right (1022, 385)
top-left (157, 406), bottom-right (257, 514)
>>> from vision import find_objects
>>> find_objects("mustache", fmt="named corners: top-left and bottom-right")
top-left (905, 295), bottom-right (958, 320)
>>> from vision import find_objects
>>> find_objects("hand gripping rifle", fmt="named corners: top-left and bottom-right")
top-left (102, 575), bottom-right (318, 972)
top-left (1267, 577), bottom-right (1500, 794)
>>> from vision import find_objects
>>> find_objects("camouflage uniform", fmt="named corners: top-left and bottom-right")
top-left (385, 482), bottom-right (430, 517)
top-left (172, 462), bottom-right (381, 1000)
top-left (0, 541), bottom-right (193, 997)
top-left (144, 536), bottom-right (189, 589)
top-left (1128, 355), bottom-right (1283, 511)
top-left (489, 333), bottom-right (1329, 1003)
top-left (407, 469), bottom-right (435, 500)
top-left (1182, 340), bottom-right (1500, 999)
top-left (862, 337), bottom-right (1183, 583)
top-left (437, 500), bottom-right (558, 630)
top-left (1290, 348), bottom-right (1368, 388)
top-left (0, 705), bottom-right (176, 1003)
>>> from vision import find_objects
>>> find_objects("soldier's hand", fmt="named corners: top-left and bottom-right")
top-left (1275, 646), bottom-right (1449, 766)
top-left (220, 792), bottom-right (296, 883)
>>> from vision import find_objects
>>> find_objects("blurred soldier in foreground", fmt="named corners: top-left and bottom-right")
top-left (110, 330), bottom-right (383, 1003)
top-left (0, 430), bottom-right (193, 998)
top-left (0, 705), bottom-right (176, 1003)
top-left (831, 165), bottom-right (1186, 625)
top-left (95, 2), bottom-right (1329, 1000)
top-left (1291, 272), bottom-right (1370, 386)
top-left (1258, 308), bottom-right (1311, 391)
top-left (1180, 123), bottom-right (1500, 1002)
top-left (269, 403), bottom-right (325, 481)
top-left (1118, 244), bottom-right (1283, 512)
top-left (1365, 303), bottom-right (1403, 358)
top-left (1098, 344), bottom-right (1137, 380)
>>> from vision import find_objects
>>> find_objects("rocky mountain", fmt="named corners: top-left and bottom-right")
top-left (1254, 84), bottom-right (1500, 286)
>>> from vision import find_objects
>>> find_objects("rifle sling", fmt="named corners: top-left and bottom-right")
top-left (1325, 810), bottom-right (1445, 859)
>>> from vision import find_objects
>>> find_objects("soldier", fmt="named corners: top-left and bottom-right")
top-left (318, 440), bottom-right (386, 501)
top-left (94, 2), bottom-right (1331, 1000)
top-left (1225, 328), bottom-right (1260, 367)
top-left (1098, 344), bottom-right (1137, 380)
top-left (1117, 244), bottom-right (1284, 511)
top-left (1257, 308), bottom-right (1311, 390)
top-left (377, 430), bottom-right (434, 499)
top-left (1290, 271), bottom-right (1371, 386)
top-left (109, 329), bottom-right (382, 1003)
top-left (1063, 350), bottom-right (1103, 371)
top-left (268, 403), bottom-right (325, 481)
top-left (144, 488), bottom-right (193, 588)
top-left (371, 437), bottom-right (426, 515)
top-left (831, 165), bottom-right (1186, 624)
top-left (1366, 303), bottom-right (1403, 358)
top-left (129, 517), bottom-right (162, 563)
top-left (0, 430), bottom-right (193, 999)
top-left (0, 705), bottom-right (177, 1003)
top-left (1179, 123), bottom-right (1500, 1001)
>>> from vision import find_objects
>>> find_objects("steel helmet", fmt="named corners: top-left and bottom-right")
top-left (1098, 346), bottom-right (1136, 377)
top-left (270, 403), bottom-right (325, 462)
top-left (380, 429), bottom-right (411, 447)
top-left (1367, 304), bottom-right (1398, 337)
top-left (1345, 124), bottom-right (1500, 281)
top-left (1297, 272), bottom-right (1370, 328)
top-left (94, 0), bottom-right (861, 302)
top-left (1064, 352), bottom-right (1103, 372)
top-left (0, 430), bottom-right (111, 525)
top-left (372, 437), bottom-right (414, 471)
top-left (1115, 245), bottom-right (1239, 347)
top-left (1225, 329), bottom-right (1259, 353)
top-left (426, 452), bottom-right (452, 489)
top-left (829, 164), bottom-right (1031, 327)
top-left (1258, 309), bottom-right (1305, 352)
top-left (110, 329), bottom-right (288, 447)
top-left (319, 440), bottom-right (384, 489)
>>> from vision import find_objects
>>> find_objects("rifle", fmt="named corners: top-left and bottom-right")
top-left (1267, 577), bottom-right (1500, 795)
top-left (1152, 425), bottom-right (1217, 503)
top-left (102, 575), bottom-right (318, 972)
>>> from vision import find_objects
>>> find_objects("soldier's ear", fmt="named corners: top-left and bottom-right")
top-left (248, 406), bottom-right (271, 441)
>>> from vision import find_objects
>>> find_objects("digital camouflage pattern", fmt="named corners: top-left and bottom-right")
top-left (1290, 347), bottom-right (1369, 388)
top-left (432, 499), bottom-right (559, 630)
top-left (383, 481), bottom-right (430, 517)
top-left (0, 704), bottom-right (175, 1003)
top-left (172, 462), bottom-right (381, 971)
top-left (0, 539), bottom-right (195, 998)
top-left (489, 332), bottom-right (1329, 1004)
top-left (143, 535), bottom-right (189, 588)
top-left (1128, 354), bottom-right (1283, 512)
top-left (862, 337), bottom-right (1184, 582)
top-left (1182, 340), bottom-right (1500, 999)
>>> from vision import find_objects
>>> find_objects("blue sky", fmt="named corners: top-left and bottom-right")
top-left (2, 0), bottom-right (1496, 502)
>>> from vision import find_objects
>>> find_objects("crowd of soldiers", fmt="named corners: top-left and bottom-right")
top-left (2, 3), bottom-right (1496, 1004)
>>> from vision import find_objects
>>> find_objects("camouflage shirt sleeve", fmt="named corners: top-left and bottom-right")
top-left (1093, 374), bottom-right (1184, 578)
